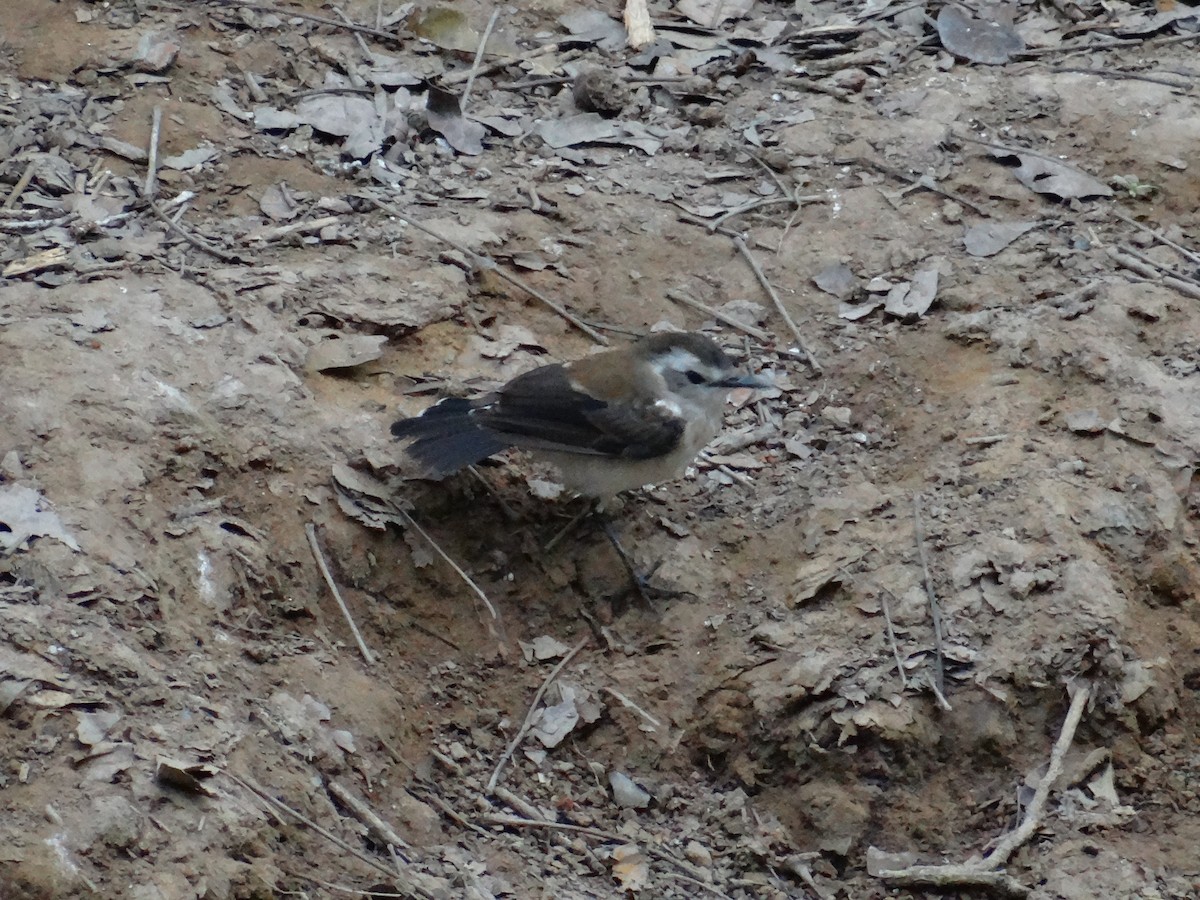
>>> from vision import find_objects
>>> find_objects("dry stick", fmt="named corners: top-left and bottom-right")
top-left (912, 493), bottom-right (951, 712)
top-left (1107, 246), bottom-right (1200, 300)
top-left (255, 214), bottom-right (341, 242)
top-left (732, 235), bottom-right (823, 372)
top-left (485, 636), bottom-right (590, 794)
top-left (327, 780), bottom-right (412, 852)
top-left (953, 131), bottom-right (1102, 176)
top-left (1118, 242), bottom-right (1200, 288)
top-left (878, 682), bottom-right (1093, 898)
top-left (601, 686), bottom-right (662, 730)
top-left (740, 154), bottom-right (823, 246)
top-left (412, 786), bottom-right (495, 838)
top-left (877, 865), bottom-right (1030, 898)
top-left (367, 196), bottom-right (607, 345)
top-left (390, 505), bottom-right (506, 642)
top-left (484, 806), bottom-right (732, 899)
top-left (207, 0), bottom-right (405, 45)
top-left (708, 196), bottom-right (799, 232)
top-left (1110, 207), bottom-right (1200, 267)
top-left (460, 7), bottom-right (500, 113)
top-left (1048, 66), bottom-right (1192, 90)
top-left (854, 155), bottom-right (992, 217)
top-left (306, 522), bottom-right (376, 664)
top-left (980, 682), bottom-right (1093, 868)
top-left (964, 433), bottom-right (1009, 446)
top-left (223, 771), bottom-right (438, 899)
top-left (664, 289), bottom-right (772, 342)
top-left (877, 586), bottom-right (910, 690)
top-left (3, 159), bottom-right (37, 209)
top-left (441, 40), bottom-right (564, 86)
top-left (490, 786), bottom-right (607, 874)
top-left (134, 184), bottom-right (245, 263)
top-left (1020, 28), bottom-right (1200, 59)
top-left (332, 6), bottom-right (373, 58)
top-left (145, 106), bottom-right (163, 197)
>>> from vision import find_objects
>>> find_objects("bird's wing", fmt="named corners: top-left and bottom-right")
top-left (475, 365), bottom-right (684, 460)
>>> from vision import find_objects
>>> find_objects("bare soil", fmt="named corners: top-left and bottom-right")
top-left (1, 2), bottom-right (1198, 899)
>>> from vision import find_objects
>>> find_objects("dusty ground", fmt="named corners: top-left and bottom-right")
top-left (2, 1), bottom-right (1199, 898)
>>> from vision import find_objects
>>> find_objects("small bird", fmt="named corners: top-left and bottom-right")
top-left (391, 331), bottom-right (768, 499)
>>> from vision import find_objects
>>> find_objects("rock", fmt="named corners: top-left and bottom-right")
top-left (609, 772), bottom-right (652, 809)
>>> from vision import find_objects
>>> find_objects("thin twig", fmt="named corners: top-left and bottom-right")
top-left (953, 131), bottom-right (1103, 180)
top-left (222, 771), bottom-right (438, 899)
top-left (664, 289), bottom-right (772, 342)
top-left (963, 433), bottom-right (1009, 446)
top-left (706, 198), bottom-right (786, 234)
top-left (134, 185), bottom-right (245, 263)
top-left (853, 155), bottom-right (992, 217)
top-left (208, 0), bottom-right (406, 46)
top-left (485, 636), bottom-right (589, 794)
top-left (391, 505), bottom-right (506, 643)
top-left (601, 687), bottom-right (661, 730)
top-left (1019, 29), bottom-right (1200, 59)
top-left (441, 41), bottom-right (564, 86)
top-left (413, 786), bottom-right (495, 838)
top-left (877, 586), bottom-right (909, 690)
top-left (146, 106), bottom-right (163, 197)
top-left (327, 780), bottom-right (412, 852)
top-left (483, 807), bottom-right (732, 898)
top-left (1118, 242), bottom-right (1200, 287)
top-left (490, 786), bottom-right (607, 874)
top-left (1107, 246), bottom-right (1200, 300)
top-left (3, 160), bottom-right (37, 210)
top-left (877, 682), bottom-right (1092, 898)
top-left (877, 865), bottom-right (1030, 897)
top-left (253, 215), bottom-right (342, 242)
top-left (460, 7), bottom-right (500, 113)
top-left (980, 681), bottom-right (1093, 869)
top-left (332, 6), bottom-right (374, 58)
top-left (306, 522), bottom-right (376, 664)
top-left (912, 494), bottom-right (950, 711)
top-left (1048, 66), bottom-right (1192, 90)
top-left (732, 236), bottom-right (822, 372)
top-left (1110, 208), bottom-right (1200, 266)
top-left (367, 195), bottom-right (607, 345)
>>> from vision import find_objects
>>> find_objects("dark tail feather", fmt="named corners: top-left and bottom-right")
top-left (391, 398), bottom-right (511, 477)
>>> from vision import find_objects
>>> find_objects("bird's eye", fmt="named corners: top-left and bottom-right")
top-left (685, 370), bottom-right (706, 385)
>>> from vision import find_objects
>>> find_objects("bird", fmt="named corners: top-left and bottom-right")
top-left (390, 331), bottom-right (768, 500)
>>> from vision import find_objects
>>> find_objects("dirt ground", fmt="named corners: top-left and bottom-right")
top-left (2, 1), bottom-right (1199, 898)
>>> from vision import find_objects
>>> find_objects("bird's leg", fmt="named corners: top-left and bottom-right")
top-left (598, 516), bottom-right (684, 606)
top-left (543, 500), bottom-right (595, 553)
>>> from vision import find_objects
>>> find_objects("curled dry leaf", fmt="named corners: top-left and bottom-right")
top-left (0, 484), bottom-right (80, 553)
top-left (885, 260), bottom-right (941, 321)
top-left (989, 148), bottom-right (1113, 200)
top-left (155, 756), bottom-right (219, 797)
top-left (937, 6), bottom-right (1025, 65)
top-left (426, 87), bottom-right (485, 156)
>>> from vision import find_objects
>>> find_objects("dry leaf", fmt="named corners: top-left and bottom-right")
top-left (426, 87), bottom-right (485, 156)
top-left (305, 334), bottom-right (388, 372)
top-left (937, 6), bottom-right (1025, 65)
top-left (611, 844), bottom-right (650, 891)
top-left (989, 149), bottom-right (1114, 200)
top-left (964, 221), bottom-right (1039, 257)
top-left (155, 756), bottom-right (219, 796)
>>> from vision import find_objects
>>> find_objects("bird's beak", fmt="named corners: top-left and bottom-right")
top-left (715, 373), bottom-right (772, 389)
